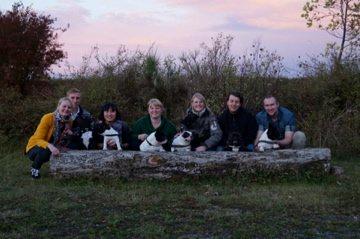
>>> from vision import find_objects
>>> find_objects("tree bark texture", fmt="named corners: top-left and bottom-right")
top-left (50, 148), bottom-right (331, 179)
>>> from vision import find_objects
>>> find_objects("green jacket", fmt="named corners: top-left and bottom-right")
top-left (131, 115), bottom-right (177, 150)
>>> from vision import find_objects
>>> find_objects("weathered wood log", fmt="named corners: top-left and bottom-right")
top-left (50, 148), bottom-right (331, 179)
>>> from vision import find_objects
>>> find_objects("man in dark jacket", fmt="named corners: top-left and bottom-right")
top-left (217, 92), bottom-right (258, 151)
top-left (66, 88), bottom-right (94, 149)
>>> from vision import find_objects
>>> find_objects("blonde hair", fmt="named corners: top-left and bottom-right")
top-left (147, 98), bottom-right (164, 111)
top-left (191, 92), bottom-right (206, 104)
top-left (57, 97), bottom-right (72, 110)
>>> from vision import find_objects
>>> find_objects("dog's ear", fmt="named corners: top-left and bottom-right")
top-left (155, 130), bottom-right (166, 142)
top-left (182, 131), bottom-right (190, 138)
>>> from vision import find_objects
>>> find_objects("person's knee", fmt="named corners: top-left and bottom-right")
top-left (292, 131), bottom-right (306, 149)
top-left (37, 147), bottom-right (52, 162)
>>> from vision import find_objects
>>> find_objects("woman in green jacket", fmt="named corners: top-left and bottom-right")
top-left (131, 98), bottom-right (176, 151)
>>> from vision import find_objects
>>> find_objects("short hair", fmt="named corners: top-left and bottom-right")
top-left (191, 92), bottom-right (206, 104)
top-left (66, 88), bottom-right (81, 96)
top-left (147, 98), bottom-right (164, 110)
top-left (263, 95), bottom-right (278, 104)
top-left (227, 92), bottom-right (244, 104)
top-left (98, 102), bottom-right (121, 121)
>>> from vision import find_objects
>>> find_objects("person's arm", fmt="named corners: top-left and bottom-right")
top-left (29, 114), bottom-right (54, 149)
top-left (121, 122), bottom-right (131, 149)
top-left (275, 131), bottom-right (294, 147)
top-left (254, 113), bottom-right (264, 151)
top-left (203, 118), bottom-right (222, 150)
top-left (162, 120), bottom-right (177, 151)
top-left (245, 114), bottom-right (258, 144)
top-left (131, 117), bottom-right (147, 141)
top-left (254, 130), bottom-right (263, 151)
top-left (276, 112), bottom-right (296, 147)
top-left (47, 143), bottom-right (60, 156)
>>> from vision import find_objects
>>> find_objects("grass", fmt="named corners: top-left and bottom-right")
top-left (0, 146), bottom-right (359, 238)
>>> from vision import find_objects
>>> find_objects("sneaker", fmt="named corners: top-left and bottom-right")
top-left (31, 168), bottom-right (41, 179)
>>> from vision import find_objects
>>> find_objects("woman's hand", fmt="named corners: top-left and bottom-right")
top-left (47, 143), bottom-right (60, 156)
top-left (63, 128), bottom-right (73, 136)
top-left (138, 134), bottom-right (148, 141)
top-left (106, 139), bottom-right (116, 147)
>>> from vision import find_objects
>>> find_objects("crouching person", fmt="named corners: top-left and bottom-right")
top-left (25, 97), bottom-right (73, 179)
top-left (254, 95), bottom-right (306, 151)
top-left (181, 93), bottom-right (222, 151)
top-left (217, 92), bottom-right (258, 151)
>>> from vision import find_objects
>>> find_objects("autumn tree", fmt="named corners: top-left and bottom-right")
top-left (0, 2), bottom-right (67, 95)
top-left (301, 0), bottom-right (360, 64)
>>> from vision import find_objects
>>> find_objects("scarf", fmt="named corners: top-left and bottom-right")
top-left (53, 111), bottom-right (71, 147)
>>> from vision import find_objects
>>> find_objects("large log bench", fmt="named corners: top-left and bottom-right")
top-left (50, 148), bottom-right (331, 179)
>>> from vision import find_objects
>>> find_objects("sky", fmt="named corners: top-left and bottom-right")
top-left (1, 0), bottom-right (334, 76)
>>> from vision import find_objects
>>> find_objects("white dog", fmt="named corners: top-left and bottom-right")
top-left (257, 129), bottom-right (279, 152)
top-left (171, 131), bottom-right (192, 152)
top-left (102, 127), bottom-right (122, 150)
top-left (81, 131), bottom-right (93, 149)
top-left (140, 131), bottom-right (167, 152)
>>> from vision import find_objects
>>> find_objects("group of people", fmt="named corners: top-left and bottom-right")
top-left (25, 88), bottom-right (306, 179)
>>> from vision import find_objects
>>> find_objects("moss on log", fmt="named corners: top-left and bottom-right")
top-left (49, 148), bottom-right (331, 179)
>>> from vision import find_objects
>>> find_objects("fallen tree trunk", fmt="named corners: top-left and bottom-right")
top-left (50, 148), bottom-right (331, 179)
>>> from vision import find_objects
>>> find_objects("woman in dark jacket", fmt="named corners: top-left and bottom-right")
top-left (181, 93), bottom-right (222, 151)
top-left (92, 102), bottom-right (131, 150)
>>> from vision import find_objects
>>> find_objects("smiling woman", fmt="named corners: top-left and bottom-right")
top-left (25, 97), bottom-right (73, 179)
top-left (180, 93), bottom-right (222, 152)
top-left (91, 102), bottom-right (131, 150)
top-left (131, 98), bottom-right (177, 151)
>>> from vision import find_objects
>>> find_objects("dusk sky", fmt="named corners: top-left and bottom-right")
top-left (1, 0), bottom-right (334, 76)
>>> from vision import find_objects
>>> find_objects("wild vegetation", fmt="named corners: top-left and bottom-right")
top-left (0, 1), bottom-right (359, 237)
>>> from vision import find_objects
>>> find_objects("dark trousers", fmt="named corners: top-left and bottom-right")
top-left (27, 146), bottom-right (51, 169)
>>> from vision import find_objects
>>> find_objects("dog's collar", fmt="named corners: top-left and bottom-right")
top-left (171, 144), bottom-right (190, 148)
top-left (146, 138), bottom-right (154, 146)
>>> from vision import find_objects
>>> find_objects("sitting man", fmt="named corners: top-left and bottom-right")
top-left (254, 95), bottom-right (306, 150)
top-left (217, 92), bottom-right (258, 151)
top-left (66, 88), bottom-right (94, 149)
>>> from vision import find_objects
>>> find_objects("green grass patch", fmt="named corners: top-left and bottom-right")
top-left (0, 148), bottom-right (359, 238)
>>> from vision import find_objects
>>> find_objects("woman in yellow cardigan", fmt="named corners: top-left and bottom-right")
top-left (25, 97), bottom-right (73, 179)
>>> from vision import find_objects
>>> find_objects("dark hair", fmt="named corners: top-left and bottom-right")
top-left (98, 102), bottom-right (121, 122)
top-left (227, 92), bottom-right (244, 105)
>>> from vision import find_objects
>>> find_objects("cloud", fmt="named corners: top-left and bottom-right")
top-left (161, 0), bottom-right (309, 30)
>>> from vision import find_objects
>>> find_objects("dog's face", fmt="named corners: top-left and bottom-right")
top-left (181, 131), bottom-right (192, 140)
top-left (227, 132), bottom-right (243, 148)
